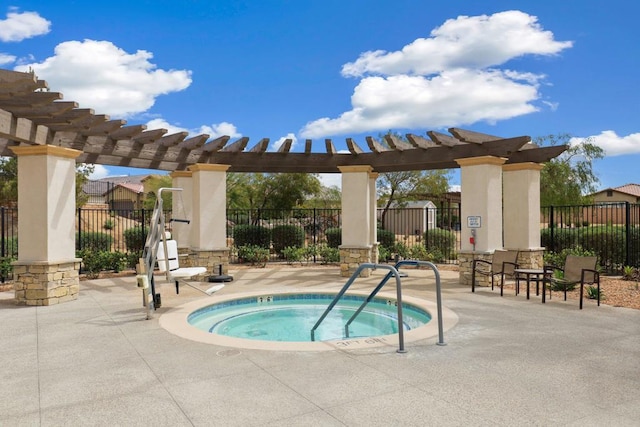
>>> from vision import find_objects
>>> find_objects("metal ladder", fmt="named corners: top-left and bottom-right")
top-left (310, 260), bottom-right (446, 352)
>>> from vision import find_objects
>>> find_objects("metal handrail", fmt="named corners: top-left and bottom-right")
top-left (310, 263), bottom-right (407, 353)
top-left (345, 260), bottom-right (446, 346)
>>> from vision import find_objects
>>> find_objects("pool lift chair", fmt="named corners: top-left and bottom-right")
top-left (136, 188), bottom-right (224, 319)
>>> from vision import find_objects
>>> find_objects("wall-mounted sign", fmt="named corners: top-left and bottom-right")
top-left (467, 216), bottom-right (481, 228)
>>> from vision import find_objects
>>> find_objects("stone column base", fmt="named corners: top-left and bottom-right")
top-left (512, 248), bottom-right (545, 270)
top-left (180, 248), bottom-right (230, 280)
top-left (12, 259), bottom-right (81, 306)
top-left (339, 245), bottom-right (373, 278)
top-left (458, 251), bottom-right (492, 287)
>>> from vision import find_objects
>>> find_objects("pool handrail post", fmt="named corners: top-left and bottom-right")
top-left (310, 263), bottom-right (406, 353)
top-left (394, 260), bottom-right (446, 346)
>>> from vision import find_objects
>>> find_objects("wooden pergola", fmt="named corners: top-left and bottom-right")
top-left (0, 69), bottom-right (566, 173)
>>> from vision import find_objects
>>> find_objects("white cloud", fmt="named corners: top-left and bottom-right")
top-left (302, 10), bottom-right (572, 138)
top-left (145, 118), bottom-right (242, 140)
top-left (0, 53), bottom-right (16, 65)
top-left (0, 8), bottom-right (51, 42)
top-left (270, 133), bottom-right (298, 152)
top-left (87, 164), bottom-right (109, 180)
top-left (341, 11), bottom-right (571, 77)
top-left (197, 121), bottom-right (241, 139)
top-left (572, 131), bottom-right (640, 157)
top-left (14, 39), bottom-right (192, 117)
top-left (318, 173), bottom-right (341, 189)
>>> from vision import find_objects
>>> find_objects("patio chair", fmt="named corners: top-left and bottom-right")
top-left (156, 239), bottom-right (210, 295)
top-left (471, 250), bottom-right (519, 295)
top-left (544, 255), bottom-right (600, 309)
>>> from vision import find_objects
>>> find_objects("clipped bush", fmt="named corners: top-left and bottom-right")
top-left (424, 228), bottom-right (455, 254)
top-left (378, 245), bottom-right (391, 262)
top-left (318, 245), bottom-right (340, 264)
top-left (123, 226), bottom-right (147, 252)
top-left (325, 227), bottom-right (342, 248)
top-left (272, 225), bottom-right (305, 254)
top-left (76, 231), bottom-right (113, 252)
top-left (237, 245), bottom-right (270, 266)
top-left (282, 246), bottom-right (304, 264)
top-left (0, 256), bottom-right (14, 281)
top-left (233, 224), bottom-right (271, 249)
top-left (377, 228), bottom-right (395, 250)
top-left (2, 237), bottom-right (18, 257)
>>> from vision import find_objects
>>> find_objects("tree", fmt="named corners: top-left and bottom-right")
top-left (0, 157), bottom-right (96, 207)
top-left (142, 175), bottom-right (173, 210)
top-left (227, 172), bottom-right (322, 213)
top-left (535, 134), bottom-right (604, 206)
top-left (376, 133), bottom-right (451, 228)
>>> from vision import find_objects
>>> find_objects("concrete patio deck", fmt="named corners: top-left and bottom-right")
top-left (2, 265), bottom-right (639, 426)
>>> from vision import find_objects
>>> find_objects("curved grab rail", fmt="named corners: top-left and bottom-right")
top-left (343, 260), bottom-right (446, 346)
top-left (310, 263), bottom-right (406, 352)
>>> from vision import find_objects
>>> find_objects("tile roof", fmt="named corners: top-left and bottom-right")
top-left (612, 183), bottom-right (640, 197)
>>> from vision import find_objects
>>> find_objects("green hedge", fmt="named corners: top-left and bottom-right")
top-left (272, 225), bottom-right (305, 254)
top-left (2, 237), bottom-right (18, 257)
top-left (377, 228), bottom-right (395, 249)
top-left (123, 226), bottom-right (147, 252)
top-left (76, 231), bottom-right (113, 252)
top-left (325, 227), bottom-right (341, 248)
top-left (424, 228), bottom-right (455, 253)
top-left (233, 224), bottom-right (271, 249)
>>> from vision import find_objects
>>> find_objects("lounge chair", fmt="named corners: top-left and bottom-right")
top-left (544, 255), bottom-right (600, 309)
top-left (472, 250), bottom-right (519, 295)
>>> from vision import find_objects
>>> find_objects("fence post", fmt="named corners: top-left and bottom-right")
top-left (77, 207), bottom-right (82, 251)
top-left (1, 206), bottom-right (4, 283)
top-left (625, 202), bottom-right (631, 268)
top-left (313, 208), bottom-right (317, 263)
top-left (549, 206), bottom-right (555, 253)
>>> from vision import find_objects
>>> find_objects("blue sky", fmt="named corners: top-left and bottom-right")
top-left (1, 1), bottom-right (638, 191)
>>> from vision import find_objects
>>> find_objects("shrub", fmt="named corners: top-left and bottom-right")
top-left (237, 245), bottom-right (269, 266)
top-left (77, 250), bottom-right (130, 277)
top-left (325, 227), bottom-right (342, 248)
top-left (123, 226), bottom-right (147, 252)
top-left (377, 228), bottom-right (395, 250)
top-left (408, 245), bottom-right (430, 261)
top-left (0, 256), bottom-right (14, 280)
top-left (233, 224), bottom-right (271, 249)
top-left (586, 285), bottom-right (603, 300)
top-left (2, 237), bottom-right (18, 257)
top-left (77, 231), bottom-right (113, 252)
top-left (282, 246), bottom-right (303, 264)
top-left (271, 225), bottom-right (305, 255)
top-left (393, 241), bottom-right (410, 260)
top-left (378, 245), bottom-right (391, 262)
top-left (424, 228), bottom-right (455, 254)
top-left (543, 246), bottom-right (597, 269)
top-left (318, 245), bottom-right (340, 264)
top-left (103, 219), bottom-right (115, 230)
top-left (301, 245), bottom-right (318, 264)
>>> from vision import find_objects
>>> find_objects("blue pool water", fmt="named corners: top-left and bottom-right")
top-left (187, 293), bottom-right (431, 342)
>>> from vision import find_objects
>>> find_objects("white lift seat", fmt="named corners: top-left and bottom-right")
top-left (157, 240), bottom-right (207, 294)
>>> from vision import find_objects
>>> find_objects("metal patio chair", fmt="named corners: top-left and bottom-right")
top-left (472, 249), bottom-right (519, 295)
top-left (544, 255), bottom-right (600, 309)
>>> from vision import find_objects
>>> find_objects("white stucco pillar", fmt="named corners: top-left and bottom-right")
top-left (503, 162), bottom-right (545, 268)
top-left (369, 172), bottom-right (379, 263)
top-left (186, 164), bottom-right (231, 276)
top-left (169, 170), bottom-right (193, 248)
top-left (9, 145), bottom-right (82, 305)
top-left (456, 156), bottom-right (507, 253)
top-left (188, 164), bottom-right (229, 249)
top-left (338, 165), bottom-right (373, 277)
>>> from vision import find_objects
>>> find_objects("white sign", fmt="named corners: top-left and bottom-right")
top-left (467, 216), bottom-right (481, 228)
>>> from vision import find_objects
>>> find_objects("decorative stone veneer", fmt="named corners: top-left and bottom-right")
top-left (12, 259), bottom-right (81, 305)
top-left (458, 249), bottom-right (545, 288)
top-left (515, 249), bottom-right (544, 270)
top-left (179, 248), bottom-right (230, 280)
top-left (458, 251), bottom-right (492, 287)
top-left (339, 245), bottom-right (373, 278)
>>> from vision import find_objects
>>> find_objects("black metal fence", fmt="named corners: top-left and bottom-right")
top-left (8, 203), bottom-right (637, 277)
top-left (541, 203), bottom-right (640, 273)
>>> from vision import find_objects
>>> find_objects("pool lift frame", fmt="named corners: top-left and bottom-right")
top-left (137, 187), bottom-right (216, 319)
top-left (310, 260), bottom-right (446, 353)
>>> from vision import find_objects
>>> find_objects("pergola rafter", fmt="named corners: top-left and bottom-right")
top-left (0, 69), bottom-right (567, 172)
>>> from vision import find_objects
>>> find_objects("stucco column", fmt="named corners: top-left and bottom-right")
top-left (186, 164), bottom-right (230, 276)
top-left (503, 162), bottom-right (545, 269)
top-left (9, 145), bottom-right (82, 305)
top-left (455, 156), bottom-right (507, 286)
top-left (338, 165), bottom-right (373, 277)
top-left (369, 172), bottom-right (379, 264)
top-left (169, 170), bottom-right (193, 248)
